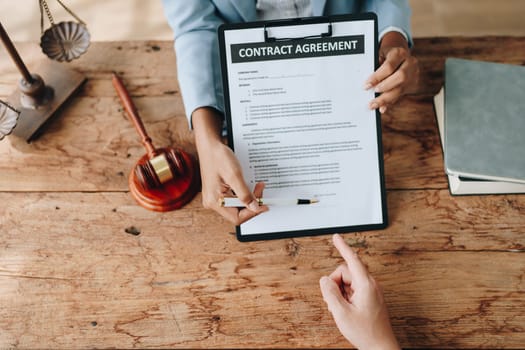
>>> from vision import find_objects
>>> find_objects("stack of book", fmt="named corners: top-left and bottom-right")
top-left (433, 58), bottom-right (525, 195)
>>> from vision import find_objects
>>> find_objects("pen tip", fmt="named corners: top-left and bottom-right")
top-left (311, 199), bottom-right (319, 204)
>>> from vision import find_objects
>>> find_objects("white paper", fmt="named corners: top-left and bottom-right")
top-left (222, 19), bottom-right (384, 236)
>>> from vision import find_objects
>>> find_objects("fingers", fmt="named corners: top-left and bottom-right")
top-left (213, 201), bottom-right (267, 225)
top-left (225, 168), bottom-right (261, 212)
top-left (332, 234), bottom-right (369, 285)
top-left (212, 182), bottom-right (268, 225)
top-left (372, 55), bottom-right (418, 96)
top-left (369, 87), bottom-right (403, 114)
top-left (365, 45), bottom-right (419, 114)
top-left (328, 264), bottom-right (350, 285)
top-left (329, 264), bottom-right (354, 300)
top-left (236, 205), bottom-right (268, 223)
top-left (373, 65), bottom-right (407, 94)
top-left (252, 182), bottom-right (266, 199)
top-left (365, 47), bottom-right (406, 91)
top-left (216, 206), bottom-right (258, 225)
top-left (319, 276), bottom-right (351, 318)
top-left (234, 182), bottom-right (269, 223)
top-left (200, 169), bottom-right (267, 224)
top-left (366, 49), bottom-right (406, 114)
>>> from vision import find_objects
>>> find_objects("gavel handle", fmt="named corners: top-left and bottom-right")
top-left (112, 72), bottom-right (157, 158)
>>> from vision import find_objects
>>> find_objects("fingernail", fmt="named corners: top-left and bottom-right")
top-left (369, 102), bottom-right (379, 110)
top-left (364, 82), bottom-right (372, 90)
top-left (379, 106), bottom-right (387, 114)
top-left (374, 85), bottom-right (382, 93)
top-left (247, 200), bottom-right (259, 212)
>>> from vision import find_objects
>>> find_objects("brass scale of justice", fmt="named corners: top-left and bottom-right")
top-left (0, 0), bottom-right (199, 211)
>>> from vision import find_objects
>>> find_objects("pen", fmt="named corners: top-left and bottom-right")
top-left (220, 197), bottom-right (319, 207)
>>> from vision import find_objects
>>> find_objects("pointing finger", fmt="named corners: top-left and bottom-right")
top-left (332, 234), bottom-right (369, 285)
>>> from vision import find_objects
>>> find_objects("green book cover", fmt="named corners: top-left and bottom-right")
top-left (444, 58), bottom-right (525, 183)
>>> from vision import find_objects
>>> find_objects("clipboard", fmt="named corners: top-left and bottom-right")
top-left (218, 13), bottom-right (387, 241)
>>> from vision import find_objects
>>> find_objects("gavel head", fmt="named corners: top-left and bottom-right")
top-left (135, 148), bottom-right (186, 189)
top-left (128, 146), bottom-right (199, 211)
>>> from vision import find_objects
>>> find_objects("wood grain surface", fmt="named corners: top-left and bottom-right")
top-left (0, 38), bottom-right (524, 349)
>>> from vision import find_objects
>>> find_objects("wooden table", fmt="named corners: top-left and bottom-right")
top-left (0, 38), bottom-right (524, 349)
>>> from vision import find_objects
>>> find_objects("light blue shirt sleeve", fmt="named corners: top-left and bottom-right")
top-left (162, 0), bottom-right (226, 127)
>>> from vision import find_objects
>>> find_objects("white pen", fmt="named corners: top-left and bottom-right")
top-left (220, 197), bottom-right (319, 207)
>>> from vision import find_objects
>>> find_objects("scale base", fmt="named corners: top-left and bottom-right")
top-left (8, 60), bottom-right (86, 142)
top-left (129, 148), bottom-right (200, 212)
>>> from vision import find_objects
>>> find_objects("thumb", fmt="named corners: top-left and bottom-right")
top-left (227, 174), bottom-right (260, 212)
top-left (319, 276), bottom-right (349, 317)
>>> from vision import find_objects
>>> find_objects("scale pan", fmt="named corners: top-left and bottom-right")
top-left (40, 21), bottom-right (90, 62)
top-left (0, 101), bottom-right (20, 141)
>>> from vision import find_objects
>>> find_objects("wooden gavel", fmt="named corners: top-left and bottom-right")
top-left (112, 72), bottom-right (185, 189)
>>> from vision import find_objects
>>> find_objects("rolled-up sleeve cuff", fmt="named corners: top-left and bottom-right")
top-left (379, 26), bottom-right (412, 47)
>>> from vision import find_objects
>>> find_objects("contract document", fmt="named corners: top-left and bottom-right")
top-left (218, 14), bottom-right (387, 241)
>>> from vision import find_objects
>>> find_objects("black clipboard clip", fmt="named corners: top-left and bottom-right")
top-left (264, 22), bottom-right (332, 43)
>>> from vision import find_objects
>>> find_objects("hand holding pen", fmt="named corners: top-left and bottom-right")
top-left (192, 108), bottom-right (268, 225)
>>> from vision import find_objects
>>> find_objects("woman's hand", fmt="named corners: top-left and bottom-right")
top-left (365, 31), bottom-right (419, 114)
top-left (320, 234), bottom-right (400, 350)
top-left (192, 107), bottom-right (268, 225)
